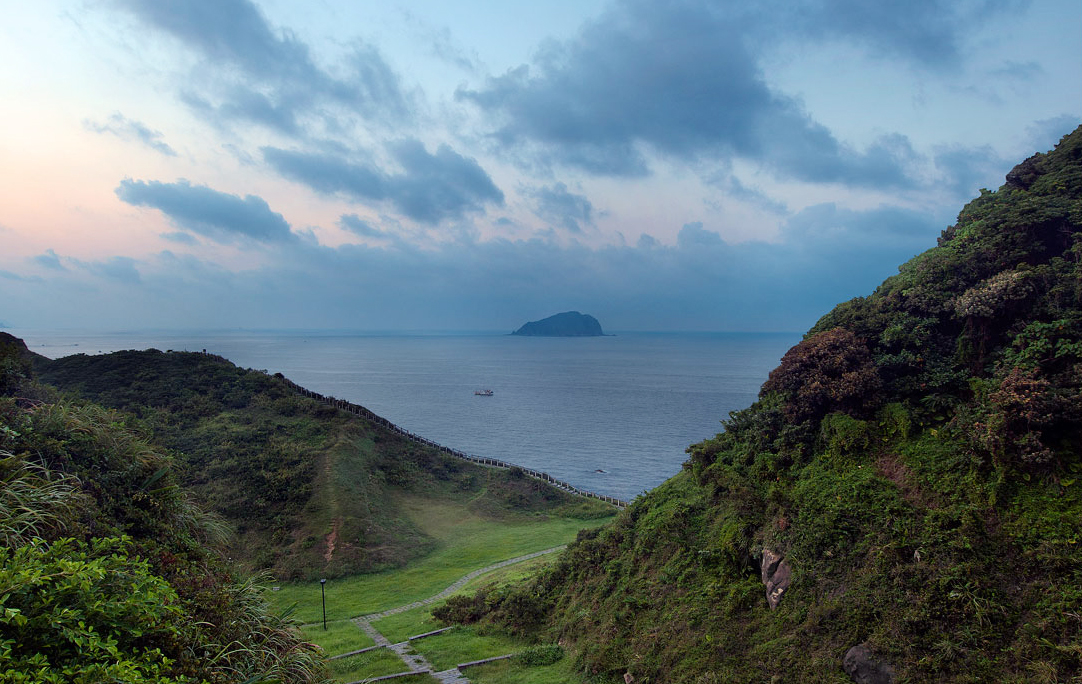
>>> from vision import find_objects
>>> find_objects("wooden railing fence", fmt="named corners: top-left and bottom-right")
top-left (277, 377), bottom-right (629, 508)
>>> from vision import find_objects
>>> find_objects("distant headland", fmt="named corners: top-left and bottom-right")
top-left (511, 311), bottom-right (608, 337)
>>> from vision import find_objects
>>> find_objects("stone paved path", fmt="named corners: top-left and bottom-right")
top-left (353, 618), bottom-right (391, 648)
top-left (339, 545), bottom-right (566, 683)
top-left (431, 667), bottom-right (471, 683)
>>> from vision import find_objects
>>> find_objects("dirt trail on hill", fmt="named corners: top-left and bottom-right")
top-left (324, 518), bottom-right (340, 562)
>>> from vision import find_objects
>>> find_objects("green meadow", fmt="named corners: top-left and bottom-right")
top-left (270, 495), bottom-right (612, 624)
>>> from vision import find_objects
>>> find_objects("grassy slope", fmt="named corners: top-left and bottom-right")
top-left (270, 493), bottom-right (611, 624)
top-left (0, 390), bottom-right (326, 682)
top-left (280, 492), bottom-right (602, 684)
top-left (35, 350), bottom-right (615, 581)
top-left (455, 128), bottom-right (1082, 683)
top-left (372, 554), bottom-right (558, 643)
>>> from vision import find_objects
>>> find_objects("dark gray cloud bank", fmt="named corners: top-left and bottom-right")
top-left (11, 197), bottom-right (944, 331)
top-left (453, 0), bottom-right (998, 183)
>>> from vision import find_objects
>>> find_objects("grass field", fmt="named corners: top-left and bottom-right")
top-left (409, 627), bottom-right (522, 672)
top-left (467, 656), bottom-right (585, 684)
top-left (296, 620), bottom-right (373, 657)
top-left (371, 553), bottom-right (559, 644)
top-left (270, 495), bottom-right (613, 623)
top-left (274, 491), bottom-right (613, 683)
top-left (324, 647), bottom-right (433, 682)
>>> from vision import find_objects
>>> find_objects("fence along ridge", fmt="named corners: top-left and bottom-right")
top-left (277, 377), bottom-right (628, 508)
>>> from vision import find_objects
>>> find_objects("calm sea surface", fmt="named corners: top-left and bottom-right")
top-left (18, 330), bottom-right (800, 501)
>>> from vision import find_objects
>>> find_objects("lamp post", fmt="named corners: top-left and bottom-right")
top-left (320, 579), bottom-right (327, 630)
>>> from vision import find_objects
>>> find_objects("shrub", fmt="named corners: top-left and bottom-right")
top-left (762, 328), bottom-right (882, 424)
top-left (977, 366), bottom-right (1067, 468)
top-left (818, 413), bottom-right (874, 465)
top-left (432, 591), bottom-right (492, 625)
top-left (0, 336), bottom-right (32, 396)
top-left (0, 536), bottom-right (191, 684)
top-left (951, 270), bottom-right (1033, 320)
top-left (515, 644), bottom-right (564, 666)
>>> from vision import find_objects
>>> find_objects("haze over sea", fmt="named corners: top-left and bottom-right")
top-left (20, 329), bottom-right (799, 501)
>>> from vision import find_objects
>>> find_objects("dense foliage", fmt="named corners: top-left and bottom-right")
top-left (441, 127), bottom-right (1082, 682)
top-left (0, 356), bottom-right (327, 683)
top-left (35, 349), bottom-right (595, 580)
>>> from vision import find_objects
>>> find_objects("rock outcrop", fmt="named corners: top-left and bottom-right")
top-left (511, 311), bottom-right (606, 337)
top-left (760, 548), bottom-right (791, 609)
top-left (842, 644), bottom-right (896, 684)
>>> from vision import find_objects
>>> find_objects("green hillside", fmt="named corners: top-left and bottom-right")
top-left (0, 337), bottom-right (326, 683)
top-left (439, 128), bottom-right (1082, 683)
top-left (34, 349), bottom-right (613, 581)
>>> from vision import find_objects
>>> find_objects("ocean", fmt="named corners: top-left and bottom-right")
top-left (17, 330), bottom-right (800, 501)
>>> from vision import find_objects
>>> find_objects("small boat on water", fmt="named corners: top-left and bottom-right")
top-left (474, 389), bottom-right (494, 396)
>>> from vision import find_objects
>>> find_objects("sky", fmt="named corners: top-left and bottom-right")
top-left (0, 0), bottom-right (1079, 333)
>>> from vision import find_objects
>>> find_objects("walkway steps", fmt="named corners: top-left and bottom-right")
top-left (327, 543), bottom-right (573, 684)
top-left (457, 654), bottom-right (515, 670)
top-left (328, 644), bottom-right (381, 661)
top-left (346, 671), bottom-right (430, 683)
top-left (409, 626), bottom-right (455, 641)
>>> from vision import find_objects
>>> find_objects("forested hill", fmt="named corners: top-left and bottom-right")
top-left (1, 346), bottom-right (326, 681)
top-left (440, 127), bottom-right (1082, 683)
top-left (33, 348), bottom-right (611, 580)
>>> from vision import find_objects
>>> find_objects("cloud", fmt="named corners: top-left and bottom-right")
top-left (676, 222), bottom-right (726, 250)
top-left (117, 0), bottom-right (310, 79)
top-left (261, 146), bottom-right (385, 197)
top-left (0, 270), bottom-right (42, 283)
top-left (933, 144), bottom-right (1007, 198)
top-left (83, 113), bottom-right (177, 156)
top-left (457, 0), bottom-right (920, 187)
top-left (398, 12), bottom-right (480, 73)
top-left (180, 89), bottom-right (302, 136)
top-left (33, 249), bottom-right (66, 271)
top-left (992, 61), bottom-right (1044, 82)
top-left (117, 0), bottom-right (412, 135)
top-left (115, 179), bottom-right (294, 244)
top-left (338, 214), bottom-right (386, 238)
top-left (782, 203), bottom-right (938, 250)
top-left (161, 231), bottom-right (200, 245)
top-left (9, 192), bottom-right (947, 332)
top-left (96, 256), bottom-right (142, 284)
top-left (637, 233), bottom-right (659, 249)
top-left (72, 256), bottom-right (142, 284)
top-left (263, 141), bottom-right (504, 223)
top-left (529, 183), bottom-right (594, 233)
top-left (287, 201), bottom-right (936, 331)
top-left (772, 0), bottom-right (1005, 67)
top-left (1026, 115), bottom-right (1081, 151)
top-left (387, 140), bottom-right (505, 223)
top-left (722, 176), bottom-right (789, 214)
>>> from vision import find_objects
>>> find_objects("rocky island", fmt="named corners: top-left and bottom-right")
top-left (511, 311), bottom-right (607, 336)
